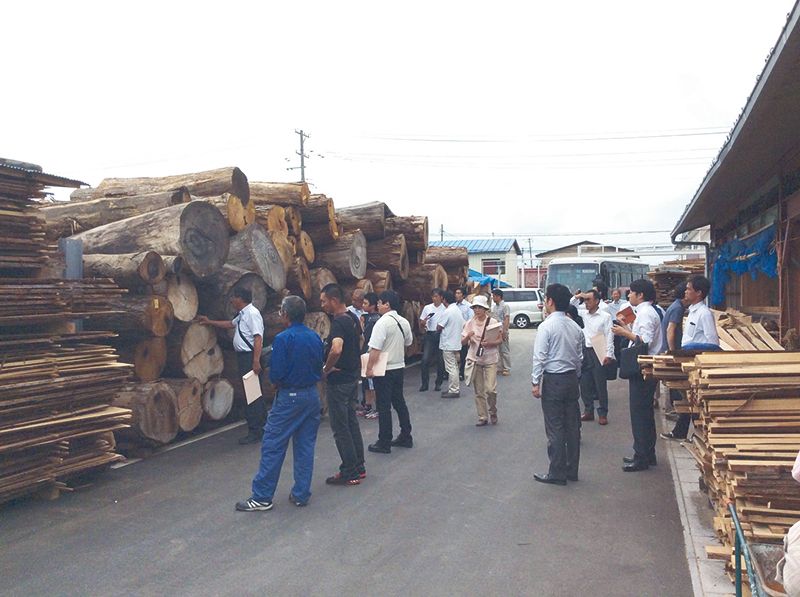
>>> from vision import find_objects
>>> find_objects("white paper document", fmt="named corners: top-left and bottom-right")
top-left (242, 370), bottom-right (262, 404)
top-left (590, 333), bottom-right (608, 361)
top-left (361, 352), bottom-right (389, 377)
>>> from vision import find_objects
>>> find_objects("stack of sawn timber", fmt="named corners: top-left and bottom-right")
top-left (49, 168), bottom-right (432, 449)
top-left (0, 161), bottom-right (133, 505)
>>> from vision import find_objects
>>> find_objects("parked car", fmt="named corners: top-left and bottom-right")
top-left (501, 288), bottom-right (545, 329)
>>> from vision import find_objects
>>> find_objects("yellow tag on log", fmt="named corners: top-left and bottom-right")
top-left (153, 298), bottom-right (159, 309)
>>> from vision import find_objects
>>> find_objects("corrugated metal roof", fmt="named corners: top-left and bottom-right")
top-left (429, 238), bottom-right (522, 254)
top-left (0, 159), bottom-right (86, 188)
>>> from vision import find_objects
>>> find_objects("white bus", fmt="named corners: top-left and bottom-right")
top-left (546, 257), bottom-right (649, 295)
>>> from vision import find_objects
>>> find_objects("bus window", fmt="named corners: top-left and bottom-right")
top-left (547, 263), bottom-right (599, 293)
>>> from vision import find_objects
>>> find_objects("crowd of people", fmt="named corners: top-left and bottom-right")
top-left (205, 273), bottom-right (717, 510)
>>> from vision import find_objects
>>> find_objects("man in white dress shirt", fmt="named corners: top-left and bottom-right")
top-left (438, 290), bottom-right (466, 398)
top-left (612, 279), bottom-right (663, 472)
top-left (418, 289), bottom-right (446, 392)
top-left (579, 290), bottom-right (614, 425)
top-left (454, 287), bottom-right (473, 381)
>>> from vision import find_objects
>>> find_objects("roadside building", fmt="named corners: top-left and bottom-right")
top-left (428, 238), bottom-right (523, 286)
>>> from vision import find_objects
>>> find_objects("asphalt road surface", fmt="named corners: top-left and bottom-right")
top-left (2, 329), bottom-right (692, 597)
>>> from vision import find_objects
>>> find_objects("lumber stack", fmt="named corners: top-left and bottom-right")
top-left (647, 266), bottom-right (690, 308)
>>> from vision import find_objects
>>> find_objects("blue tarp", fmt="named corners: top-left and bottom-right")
top-left (467, 268), bottom-right (512, 288)
top-left (710, 225), bottom-right (778, 306)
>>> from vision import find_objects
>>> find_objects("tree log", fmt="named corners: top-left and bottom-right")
top-left (255, 204), bottom-right (288, 235)
top-left (112, 381), bottom-right (179, 445)
top-left (152, 273), bottom-right (198, 322)
top-left (304, 311), bottom-right (331, 340)
top-left (339, 278), bottom-right (374, 301)
top-left (198, 264), bottom-right (270, 320)
top-left (71, 200), bottom-right (230, 279)
top-left (287, 235), bottom-right (298, 256)
top-left (165, 322), bottom-right (224, 383)
top-left (83, 251), bottom-right (166, 288)
top-left (91, 295), bottom-right (174, 336)
top-left (308, 267), bottom-right (337, 311)
top-left (206, 193), bottom-right (255, 232)
top-left (367, 233), bottom-right (409, 282)
top-left (301, 194), bottom-right (335, 225)
top-left (425, 246), bottom-right (469, 268)
top-left (116, 335), bottom-right (167, 382)
top-left (304, 221), bottom-right (339, 247)
top-left (249, 181), bottom-right (309, 207)
top-left (263, 310), bottom-right (286, 344)
top-left (227, 224), bottom-right (287, 292)
top-left (295, 231), bottom-right (315, 264)
top-left (161, 255), bottom-right (183, 275)
top-left (160, 378), bottom-right (203, 432)
top-left (314, 230), bottom-right (367, 281)
top-left (445, 265), bottom-right (469, 290)
top-left (202, 379), bottom-right (234, 421)
top-left (74, 167), bottom-right (249, 204)
top-left (365, 269), bottom-right (392, 293)
top-left (397, 264), bottom-right (448, 302)
top-left (385, 216), bottom-right (428, 253)
top-left (267, 230), bottom-right (295, 273)
top-left (336, 202), bottom-right (389, 241)
top-left (408, 249), bottom-right (426, 265)
top-left (284, 206), bottom-right (302, 236)
top-left (40, 189), bottom-right (190, 240)
top-left (286, 256), bottom-right (312, 300)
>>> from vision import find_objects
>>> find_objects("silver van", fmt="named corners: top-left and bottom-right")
top-left (501, 288), bottom-right (545, 329)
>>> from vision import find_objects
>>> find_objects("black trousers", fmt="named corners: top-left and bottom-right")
top-left (580, 347), bottom-right (609, 416)
top-left (421, 331), bottom-right (445, 387)
top-left (540, 371), bottom-right (581, 481)
top-left (459, 344), bottom-right (469, 378)
top-left (629, 374), bottom-right (657, 463)
top-left (237, 350), bottom-right (268, 434)
top-left (327, 380), bottom-right (365, 478)
top-left (375, 368), bottom-right (412, 446)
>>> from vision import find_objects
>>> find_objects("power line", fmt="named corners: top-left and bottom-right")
top-left (442, 229), bottom-right (673, 238)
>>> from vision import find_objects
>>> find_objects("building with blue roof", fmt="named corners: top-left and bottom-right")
top-left (429, 238), bottom-right (522, 286)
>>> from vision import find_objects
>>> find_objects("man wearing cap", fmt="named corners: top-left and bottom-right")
top-left (461, 295), bottom-right (502, 426)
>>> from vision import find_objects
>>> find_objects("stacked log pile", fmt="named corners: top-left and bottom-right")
top-left (424, 246), bottom-right (470, 290)
top-left (44, 169), bottom-right (431, 451)
top-left (647, 266), bottom-right (690, 308)
top-left (640, 311), bottom-right (794, 587)
top-left (0, 160), bottom-right (134, 504)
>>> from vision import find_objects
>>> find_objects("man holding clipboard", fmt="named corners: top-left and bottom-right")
top-left (577, 290), bottom-right (614, 426)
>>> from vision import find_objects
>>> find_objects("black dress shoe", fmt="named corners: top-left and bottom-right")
top-left (368, 443), bottom-right (391, 454)
top-left (390, 436), bottom-right (413, 448)
top-left (238, 432), bottom-right (263, 445)
top-left (567, 475), bottom-right (578, 482)
top-left (622, 461), bottom-right (649, 472)
top-left (434, 384), bottom-right (442, 392)
top-left (623, 455), bottom-right (657, 466)
top-left (419, 385), bottom-right (429, 392)
top-left (534, 473), bottom-right (567, 486)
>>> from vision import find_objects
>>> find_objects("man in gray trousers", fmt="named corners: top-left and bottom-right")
top-left (531, 283), bottom-right (584, 486)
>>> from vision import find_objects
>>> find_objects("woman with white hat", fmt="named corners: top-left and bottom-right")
top-left (461, 295), bottom-right (503, 426)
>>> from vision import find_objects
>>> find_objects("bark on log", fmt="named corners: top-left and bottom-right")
top-left (445, 265), bottom-right (469, 290)
top-left (365, 269), bottom-right (393, 293)
top-left (91, 295), bottom-right (174, 336)
top-left (112, 381), bottom-right (179, 445)
top-left (160, 378), bottom-right (203, 432)
top-left (308, 267), bottom-right (337, 311)
top-left (301, 194), bottom-right (335, 225)
top-left (71, 200), bottom-right (230, 279)
top-left (198, 264), bottom-right (270, 320)
top-left (397, 264), bottom-right (448, 302)
top-left (75, 167), bottom-right (249, 204)
top-left (206, 193), bottom-right (255, 232)
top-left (83, 251), bottom-right (166, 288)
top-left (304, 221), bottom-right (339, 247)
top-left (117, 335), bottom-right (167, 382)
top-left (286, 256), bottom-right (312, 300)
top-left (267, 230), bottom-right (295, 273)
top-left (408, 249), bottom-right (426, 265)
top-left (367, 233), bottom-right (409, 282)
top-left (284, 206), bottom-right (302, 236)
top-left (255, 204), bottom-right (289, 235)
top-left (263, 310), bottom-right (286, 344)
top-left (385, 216), bottom-right (428, 253)
top-left (161, 255), bottom-right (183, 275)
top-left (152, 273), bottom-right (198, 322)
top-left (339, 279), bottom-right (374, 301)
top-left (227, 224), bottom-right (287, 292)
top-left (295, 231), bottom-right (315, 264)
top-left (202, 379), bottom-right (234, 421)
top-left (424, 246), bottom-right (469, 268)
top-left (314, 230), bottom-right (367, 281)
top-left (304, 311), bottom-right (331, 340)
top-left (41, 189), bottom-right (190, 240)
top-left (336, 202), bottom-right (389, 241)
top-left (249, 181), bottom-right (309, 207)
top-left (165, 322), bottom-right (224, 384)
top-left (287, 235), bottom-right (297, 256)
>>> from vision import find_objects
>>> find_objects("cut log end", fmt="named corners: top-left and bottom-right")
top-left (179, 201), bottom-right (231, 278)
top-left (133, 336), bottom-right (167, 381)
top-left (203, 379), bottom-right (234, 421)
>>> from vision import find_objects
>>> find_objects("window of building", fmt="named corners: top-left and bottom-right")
top-left (482, 259), bottom-right (506, 275)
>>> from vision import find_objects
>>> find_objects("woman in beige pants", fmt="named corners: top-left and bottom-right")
top-left (461, 296), bottom-right (503, 426)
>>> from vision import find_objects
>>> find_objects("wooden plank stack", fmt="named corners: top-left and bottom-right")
top-left (42, 168), bottom-right (432, 453)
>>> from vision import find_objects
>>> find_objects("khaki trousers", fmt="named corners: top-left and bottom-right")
top-left (442, 350), bottom-right (460, 393)
top-left (498, 337), bottom-right (511, 372)
top-left (472, 363), bottom-right (498, 420)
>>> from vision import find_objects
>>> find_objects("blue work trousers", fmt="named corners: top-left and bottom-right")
top-left (251, 387), bottom-right (320, 504)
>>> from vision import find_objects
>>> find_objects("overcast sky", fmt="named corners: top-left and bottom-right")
top-left (4, 1), bottom-right (796, 257)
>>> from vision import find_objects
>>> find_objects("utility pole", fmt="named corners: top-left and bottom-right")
top-left (440, 224), bottom-right (444, 242)
top-left (528, 238), bottom-right (533, 288)
top-left (292, 129), bottom-right (309, 182)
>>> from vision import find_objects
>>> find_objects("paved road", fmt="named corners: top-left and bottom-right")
top-left (2, 329), bottom-right (692, 597)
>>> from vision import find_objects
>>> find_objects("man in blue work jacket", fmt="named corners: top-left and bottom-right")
top-left (236, 295), bottom-right (324, 512)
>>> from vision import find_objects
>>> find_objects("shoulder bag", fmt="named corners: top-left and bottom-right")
top-left (619, 339), bottom-right (648, 380)
top-left (237, 319), bottom-right (271, 369)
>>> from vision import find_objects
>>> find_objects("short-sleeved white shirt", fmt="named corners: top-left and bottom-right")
top-left (420, 303), bottom-right (445, 332)
top-left (368, 311), bottom-right (413, 370)
top-left (232, 303), bottom-right (264, 353)
top-left (438, 303), bottom-right (465, 351)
